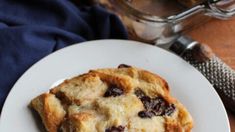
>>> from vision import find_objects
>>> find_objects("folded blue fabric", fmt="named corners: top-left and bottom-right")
top-left (0, 0), bottom-right (128, 108)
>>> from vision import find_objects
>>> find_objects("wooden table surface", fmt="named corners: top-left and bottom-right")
top-left (187, 18), bottom-right (235, 132)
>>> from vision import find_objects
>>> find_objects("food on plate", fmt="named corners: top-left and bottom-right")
top-left (30, 64), bottom-right (193, 132)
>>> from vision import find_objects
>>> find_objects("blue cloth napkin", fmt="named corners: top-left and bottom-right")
top-left (0, 0), bottom-right (128, 108)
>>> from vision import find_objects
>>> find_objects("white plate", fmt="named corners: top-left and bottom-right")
top-left (0, 40), bottom-right (230, 132)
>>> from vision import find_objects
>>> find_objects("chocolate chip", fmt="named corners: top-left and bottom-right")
top-left (138, 110), bottom-right (155, 118)
top-left (104, 85), bottom-right (124, 97)
top-left (105, 126), bottom-right (125, 132)
top-left (118, 64), bottom-right (131, 68)
top-left (152, 97), bottom-right (165, 106)
top-left (135, 89), bottom-right (175, 118)
top-left (164, 104), bottom-right (175, 116)
top-left (134, 89), bottom-right (146, 99)
top-left (152, 97), bottom-right (167, 116)
top-left (140, 96), bottom-right (152, 109)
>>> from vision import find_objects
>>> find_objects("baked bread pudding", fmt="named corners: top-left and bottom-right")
top-left (30, 64), bottom-right (193, 132)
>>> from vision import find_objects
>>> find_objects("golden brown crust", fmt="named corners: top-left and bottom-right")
top-left (138, 70), bottom-right (170, 93)
top-left (30, 66), bottom-right (193, 132)
top-left (30, 93), bottom-right (66, 132)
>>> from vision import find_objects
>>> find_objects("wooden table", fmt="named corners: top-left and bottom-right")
top-left (187, 18), bottom-right (235, 132)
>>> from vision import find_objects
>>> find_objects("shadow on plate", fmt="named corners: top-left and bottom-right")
top-left (29, 108), bottom-right (47, 132)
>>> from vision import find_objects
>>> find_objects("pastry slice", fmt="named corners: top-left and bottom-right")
top-left (30, 64), bottom-right (193, 132)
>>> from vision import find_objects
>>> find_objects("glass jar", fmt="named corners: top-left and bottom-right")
top-left (99, 0), bottom-right (235, 44)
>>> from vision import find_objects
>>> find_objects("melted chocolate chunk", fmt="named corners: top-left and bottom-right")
top-left (118, 64), bottom-right (131, 68)
top-left (135, 89), bottom-right (176, 118)
top-left (164, 104), bottom-right (176, 116)
top-left (134, 89), bottom-right (146, 99)
top-left (140, 96), bottom-right (152, 109)
top-left (138, 110), bottom-right (155, 118)
top-left (105, 126), bottom-right (125, 132)
top-left (152, 97), bottom-right (167, 116)
top-left (104, 85), bottom-right (124, 97)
